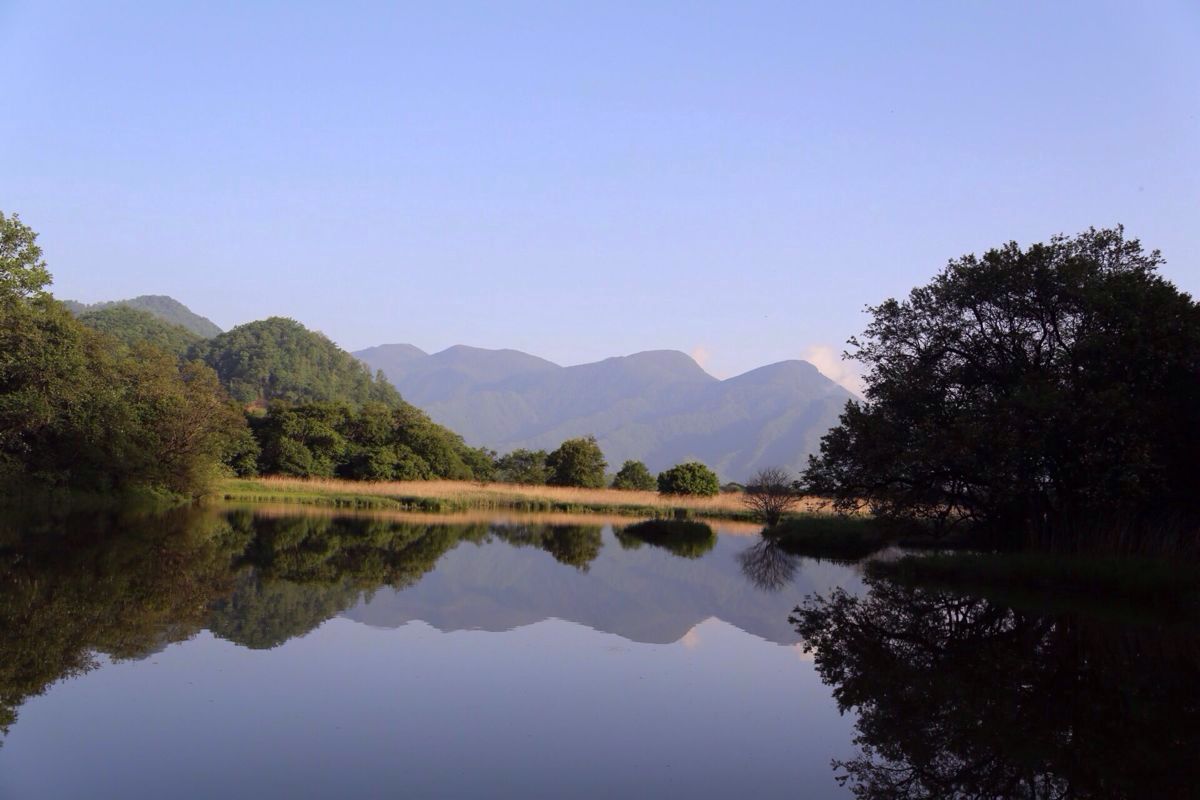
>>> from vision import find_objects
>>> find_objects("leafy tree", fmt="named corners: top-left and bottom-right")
top-left (803, 227), bottom-right (1200, 550)
top-left (657, 461), bottom-right (720, 496)
top-left (743, 466), bottom-right (802, 525)
top-left (496, 448), bottom-right (550, 484)
top-left (545, 436), bottom-right (607, 488)
top-left (611, 459), bottom-right (655, 491)
top-left (0, 212), bottom-right (50, 300)
top-left (0, 213), bottom-right (249, 496)
top-left (251, 400), bottom-right (489, 482)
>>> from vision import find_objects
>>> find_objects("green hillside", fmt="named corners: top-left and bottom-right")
top-left (78, 305), bottom-right (201, 357)
top-left (67, 295), bottom-right (222, 338)
top-left (191, 317), bottom-right (402, 407)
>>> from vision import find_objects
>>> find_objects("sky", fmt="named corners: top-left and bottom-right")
top-left (2, 1), bottom-right (1198, 389)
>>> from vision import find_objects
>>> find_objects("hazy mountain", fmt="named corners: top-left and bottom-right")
top-left (64, 295), bottom-right (222, 338)
top-left (355, 344), bottom-right (853, 481)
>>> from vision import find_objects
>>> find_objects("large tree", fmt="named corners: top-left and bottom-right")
top-left (545, 436), bottom-right (607, 488)
top-left (803, 227), bottom-right (1200, 550)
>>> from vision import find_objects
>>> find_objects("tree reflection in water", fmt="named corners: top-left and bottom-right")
top-left (738, 538), bottom-right (799, 592)
top-left (791, 576), bottom-right (1200, 799)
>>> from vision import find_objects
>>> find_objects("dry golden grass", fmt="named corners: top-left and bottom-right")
top-left (220, 475), bottom-right (834, 521)
top-left (220, 501), bottom-right (766, 535)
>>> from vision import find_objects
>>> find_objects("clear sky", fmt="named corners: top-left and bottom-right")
top-left (2, 1), bottom-right (1197, 387)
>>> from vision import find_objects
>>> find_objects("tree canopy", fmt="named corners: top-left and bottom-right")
top-left (545, 436), bottom-right (607, 488)
top-left (611, 459), bottom-right (655, 491)
top-left (0, 213), bottom-right (248, 496)
top-left (803, 227), bottom-right (1200, 550)
top-left (192, 317), bottom-right (403, 408)
top-left (79, 305), bottom-right (201, 358)
top-left (657, 461), bottom-right (720, 496)
top-left (0, 211), bottom-right (50, 300)
top-left (496, 448), bottom-right (550, 485)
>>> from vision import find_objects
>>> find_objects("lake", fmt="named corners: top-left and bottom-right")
top-left (0, 507), bottom-right (1196, 798)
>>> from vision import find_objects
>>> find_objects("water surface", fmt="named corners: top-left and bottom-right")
top-left (0, 508), bottom-right (1195, 799)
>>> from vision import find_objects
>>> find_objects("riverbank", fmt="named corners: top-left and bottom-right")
top-left (214, 476), bottom-right (833, 522)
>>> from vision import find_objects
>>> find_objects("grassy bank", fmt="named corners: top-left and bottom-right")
top-left (765, 514), bottom-right (891, 561)
top-left (868, 552), bottom-right (1200, 618)
top-left (215, 476), bottom-right (833, 522)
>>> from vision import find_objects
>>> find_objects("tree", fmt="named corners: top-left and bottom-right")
top-left (496, 449), bottom-right (550, 485)
top-left (611, 459), bottom-right (655, 491)
top-left (743, 466), bottom-right (802, 525)
top-left (0, 212), bottom-right (50, 301)
top-left (657, 461), bottom-right (720, 496)
top-left (803, 227), bottom-right (1200, 550)
top-left (545, 436), bottom-right (607, 488)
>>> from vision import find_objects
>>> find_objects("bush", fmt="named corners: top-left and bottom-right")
top-left (657, 461), bottom-right (720, 496)
top-left (611, 459), bottom-right (655, 491)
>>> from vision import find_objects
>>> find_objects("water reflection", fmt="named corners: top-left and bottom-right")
top-left (791, 576), bottom-right (1200, 799)
top-left (0, 509), bottom-right (857, 742)
top-left (738, 538), bottom-right (800, 591)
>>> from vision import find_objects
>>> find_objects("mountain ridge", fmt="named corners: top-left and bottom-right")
top-left (355, 342), bottom-right (852, 481)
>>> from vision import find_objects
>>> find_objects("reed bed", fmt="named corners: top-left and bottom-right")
top-left (216, 501), bottom-right (765, 534)
top-left (217, 476), bottom-right (834, 522)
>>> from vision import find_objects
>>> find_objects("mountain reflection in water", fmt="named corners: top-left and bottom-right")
top-left (1, 507), bottom-right (1195, 799)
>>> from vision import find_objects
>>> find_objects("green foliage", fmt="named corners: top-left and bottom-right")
top-left (0, 212), bottom-right (51, 301)
top-left (0, 212), bottom-right (249, 497)
top-left (67, 295), bottom-right (222, 338)
top-left (252, 401), bottom-right (490, 481)
top-left (78, 305), bottom-right (201, 357)
top-left (545, 436), bottom-right (607, 488)
top-left (0, 297), bottom-right (247, 497)
top-left (496, 449), bottom-right (550, 484)
top-left (657, 461), bottom-right (720, 496)
top-left (611, 459), bottom-right (655, 491)
top-left (192, 317), bottom-right (403, 407)
top-left (804, 227), bottom-right (1200, 550)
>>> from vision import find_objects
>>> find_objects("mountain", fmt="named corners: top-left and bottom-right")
top-left (64, 295), bottom-right (222, 338)
top-left (355, 344), bottom-right (853, 481)
top-left (193, 317), bottom-right (403, 407)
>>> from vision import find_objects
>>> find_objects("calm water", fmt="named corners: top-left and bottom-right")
top-left (0, 508), bottom-right (1196, 799)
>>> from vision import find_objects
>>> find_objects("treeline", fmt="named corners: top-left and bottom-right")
top-left (492, 437), bottom-right (724, 496)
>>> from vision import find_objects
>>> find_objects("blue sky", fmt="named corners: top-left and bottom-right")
top-left (2, 1), bottom-right (1197, 386)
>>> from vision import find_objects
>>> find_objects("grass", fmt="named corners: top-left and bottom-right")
top-left (868, 552), bottom-right (1200, 618)
top-left (214, 476), bottom-right (835, 522)
top-left (764, 514), bottom-right (892, 561)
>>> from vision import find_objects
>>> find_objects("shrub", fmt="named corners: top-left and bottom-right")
top-left (657, 461), bottom-right (720, 496)
top-left (611, 459), bottom-right (655, 491)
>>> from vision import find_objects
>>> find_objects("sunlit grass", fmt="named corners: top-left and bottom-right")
top-left (216, 476), bottom-right (834, 522)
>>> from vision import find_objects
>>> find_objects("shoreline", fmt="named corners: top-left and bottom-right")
top-left (215, 476), bottom-right (834, 523)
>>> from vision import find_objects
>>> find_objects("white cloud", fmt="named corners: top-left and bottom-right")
top-left (689, 345), bottom-right (712, 372)
top-left (803, 344), bottom-right (864, 396)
